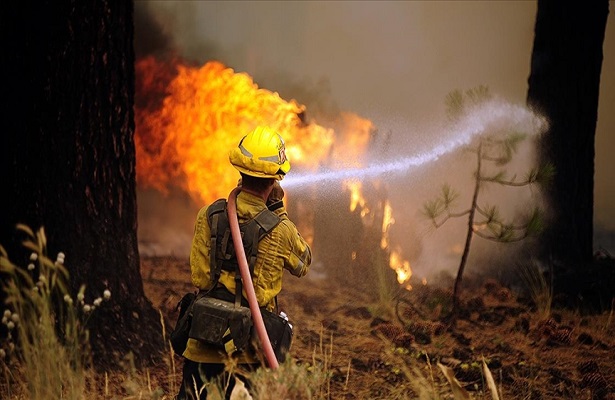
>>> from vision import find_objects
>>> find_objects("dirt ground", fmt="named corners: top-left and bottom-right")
top-left (141, 256), bottom-right (615, 400)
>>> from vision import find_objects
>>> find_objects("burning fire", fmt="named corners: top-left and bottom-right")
top-left (384, 205), bottom-right (413, 285)
top-left (390, 249), bottom-right (412, 284)
top-left (135, 57), bottom-right (334, 204)
top-left (134, 56), bottom-right (412, 284)
top-left (381, 200), bottom-right (394, 249)
top-left (345, 181), bottom-right (368, 215)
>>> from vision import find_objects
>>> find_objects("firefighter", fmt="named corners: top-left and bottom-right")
top-left (177, 126), bottom-right (312, 400)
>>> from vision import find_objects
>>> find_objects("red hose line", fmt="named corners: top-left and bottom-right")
top-left (227, 187), bottom-right (279, 369)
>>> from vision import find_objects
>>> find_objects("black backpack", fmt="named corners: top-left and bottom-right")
top-left (171, 199), bottom-right (293, 363)
top-left (206, 198), bottom-right (281, 290)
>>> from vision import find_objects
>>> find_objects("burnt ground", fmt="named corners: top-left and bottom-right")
top-left (141, 256), bottom-right (615, 400)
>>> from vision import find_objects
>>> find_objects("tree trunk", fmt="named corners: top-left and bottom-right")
top-left (1, 1), bottom-right (164, 367)
top-left (451, 143), bottom-right (482, 320)
top-left (312, 181), bottom-right (397, 299)
top-left (526, 1), bottom-right (609, 270)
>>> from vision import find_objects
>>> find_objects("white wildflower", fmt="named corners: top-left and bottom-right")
top-left (6, 321), bottom-right (14, 330)
top-left (56, 252), bottom-right (65, 264)
top-left (103, 289), bottom-right (111, 300)
top-left (83, 304), bottom-right (91, 313)
top-left (64, 294), bottom-right (73, 303)
top-left (93, 298), bottom-right (102, 307)
top-left (29, 252), bottom-right (38, 261)
top-left (27, 263), bottom-right (35, 271)
top-left (3, 310), bottom-right (10, 319)
top-left (77, 292), bottom-right (85, 302)
top-left (38, 275), bottom-right (47, 284)
top-left (1, 316), bottom-right (7, 325)
top-left (10, 314), bottom-right (19, 323)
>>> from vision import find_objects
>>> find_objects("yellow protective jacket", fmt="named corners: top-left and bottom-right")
top-left (183, 190), bottom-right (311, 363)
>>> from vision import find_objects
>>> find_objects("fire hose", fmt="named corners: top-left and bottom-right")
top-left (227, 186), bottom-right (279, 369)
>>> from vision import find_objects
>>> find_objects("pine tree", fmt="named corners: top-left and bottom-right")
top-left (423, 86), bottom-right (553, 322)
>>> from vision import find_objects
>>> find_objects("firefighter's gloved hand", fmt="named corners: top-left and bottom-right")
top-left (267, 181), bottom-right (285, 211)
top-left (268, 181), bottom-right (284, 203)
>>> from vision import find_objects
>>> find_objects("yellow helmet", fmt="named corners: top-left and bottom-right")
top-left (229, 126), bottom-right (291, 180)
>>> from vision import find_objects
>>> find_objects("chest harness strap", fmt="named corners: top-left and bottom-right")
top-left (206, 199), bottom-right (281, 308)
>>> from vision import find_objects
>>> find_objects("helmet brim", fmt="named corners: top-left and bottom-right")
top-left (229, 147), bottom-right (290, 180)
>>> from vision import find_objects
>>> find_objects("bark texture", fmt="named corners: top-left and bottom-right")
top-left (1, 1), bottom-right (164, 367)
top-left (527, 1), bottom-right (609, 268)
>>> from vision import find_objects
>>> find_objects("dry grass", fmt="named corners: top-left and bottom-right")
top-left (516, 260), bottom-right (553, 320)
top-left (1, 226), bottom-right (85, 399)
top-left (3, 242), bottom-right (614, 399)
top-left (0, 226), bottom-right (111, 400)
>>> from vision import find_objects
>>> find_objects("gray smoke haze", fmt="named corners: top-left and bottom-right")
top-left (134, 2), bottom-right (615, 278)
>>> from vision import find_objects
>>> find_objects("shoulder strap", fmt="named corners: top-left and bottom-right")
top-left (253, 208), bottom-right (282, 239)
top-left (206, 200), bottom-right (282, 303)
top-left (244, 209), bottom-right (281, 274)
top-left (206, 199), bottom-right (228, 291)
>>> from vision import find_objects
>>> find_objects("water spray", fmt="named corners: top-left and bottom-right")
top-left (282, 101), bottom-right (546, 189)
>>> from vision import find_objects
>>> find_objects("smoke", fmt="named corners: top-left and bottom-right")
top-left (137, 188), bottom-right (197, 258)
top-left (398, 107), bottom-right (547, 282)
top-left (134, 2), bottom-right (174, 59)
top-left (276, 97), bottom-right (548, 281)
top-left (406, 132), bottom-right (546, 282)
top-left (134, 2), bottom-right (614, 279)
top-left (283, 99), bottom-right (546, 188)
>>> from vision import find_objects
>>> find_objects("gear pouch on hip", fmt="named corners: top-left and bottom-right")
top-left (259, 309), bottom-right (294, 363)
top-left (189, 296), bottom-right (253, 354)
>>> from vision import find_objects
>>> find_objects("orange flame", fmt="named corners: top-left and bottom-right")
top-left (381, 200), bottom-right (394, 249)
top-left (135, 57), bottom-right (334, 204)
top-left (328, 112), bottom-right (375, 167)
top-left (382, 201), bottom-right (411, 284)
top-left (390, 249), bottom-right (412, 284)
top-left (134, 56), bottom-right (412, 284)
top-left (345, 181), bottom-right (367, 214)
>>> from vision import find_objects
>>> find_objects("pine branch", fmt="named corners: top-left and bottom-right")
top-left (429, 209), bottom-right (471, 228)
top-left (473, 228), bottom-right (528, 242)
top-left (480, 172), bottom-right (537, 187)
top-left (475, 204), bottom-right (499, 224)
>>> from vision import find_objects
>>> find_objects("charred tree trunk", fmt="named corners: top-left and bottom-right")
top-left (312, 182), bottom-right (397, 299)
top-left (526, 2), bottom-right (609, 270)
top-left (1, 1), bottom-right (164, 367)
top-left (313, 189), bottom-right (365, 287)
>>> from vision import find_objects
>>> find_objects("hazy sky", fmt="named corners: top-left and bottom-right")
top-left (139, 1), bottom-right (615, 262)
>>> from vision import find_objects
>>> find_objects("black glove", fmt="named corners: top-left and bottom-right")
top-left (267, 181), bottom-right (285, 210)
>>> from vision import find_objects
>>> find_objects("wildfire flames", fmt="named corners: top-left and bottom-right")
top-left (135, 57), bottom-right (335, 204)
top-left (134, 56), bottom-right (412, 284)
